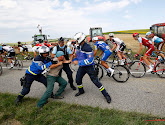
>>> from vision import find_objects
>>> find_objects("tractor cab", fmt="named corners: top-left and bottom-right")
top-left (32, 34), bottom-right (49, 46)
top-left (150, 23), bottom-right (165, 40)
top-left (87, 27), bottom-right (106, 42)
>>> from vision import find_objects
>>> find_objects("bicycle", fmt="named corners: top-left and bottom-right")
top-left (129, 53), bottom-right (165, 78)
top-left (109, 49), bottom-right (134, 68)
top-left (5, 54), bottom-right (23, 70)
top-left (94, 56), bottom-right (130, 83)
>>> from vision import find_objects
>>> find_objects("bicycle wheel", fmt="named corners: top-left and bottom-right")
top-left (129, 61), bottom-right (146, 78)
top-left (15, 60), bottom-right (23, 70)
top-left (112, 65), bottom-right (130, 83)
top-left (124, 53), bottom-right (134, 67)
top-left (94, 64), bottom-right (104, 80)
top-left (69, 63), bottom-right (79, 72)
top-left (155, 62), bottom-right (165, 78)
top-left (0, 64), bottom-right (2, 75)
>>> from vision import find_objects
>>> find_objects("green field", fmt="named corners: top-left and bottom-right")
top-left (104, 29), bottom-right (150, 35)
top-left (0, 92), bottom-right (164, 125)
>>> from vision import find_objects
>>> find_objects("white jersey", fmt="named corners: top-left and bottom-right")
top-left (3, 46), bottom-right (15, 52)
top-left (111, 38), bottom-right (123, 45)
top-left (32, 46), bottom-right (41, 52)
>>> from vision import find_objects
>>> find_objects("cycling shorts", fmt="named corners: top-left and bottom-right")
top-left (157, 41), bottom-right (164, 51)
top-left (101, 49), bottom-right (112, 61)
top-left (145, 45), bottom-right (154, 56)
top-left (7, 52), bottom-right (15, 58)
top-left (116, 42), bottom-right (126, 52)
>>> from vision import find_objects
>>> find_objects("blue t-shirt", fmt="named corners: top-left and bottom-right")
top-left (52, 45), bottom-right (73, 55)
top-left (94, 41), bottom-right (110, 52)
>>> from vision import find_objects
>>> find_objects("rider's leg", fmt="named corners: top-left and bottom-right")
top-left (101, 50), bottom-right (114, 75)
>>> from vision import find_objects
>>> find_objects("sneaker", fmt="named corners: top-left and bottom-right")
top-left (146, 68), bottom-right (153, 73)
top-left (15, 98), bottom-right (22, 106)
top-left (106, 70), bottom-right (114, 77)
top-left (54, 95), bottom-right (64, 99)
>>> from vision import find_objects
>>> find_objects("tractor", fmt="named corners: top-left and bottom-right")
top-left (32, 34), bottom-right (49, 45)
top-left (87, 27), bottom-right (106, 42)
top-left (150, 23), bottom-right (165, 40)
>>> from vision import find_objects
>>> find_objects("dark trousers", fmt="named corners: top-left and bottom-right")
top-left (76, 65), bottom-right (109, 97)
top-left (17, 74), bottom-right (47, 100)
top-left (59, 63), bottom-right (74, 86)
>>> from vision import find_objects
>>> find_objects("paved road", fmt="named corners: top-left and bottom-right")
top-left (0, 61), bottom-right (165, 117)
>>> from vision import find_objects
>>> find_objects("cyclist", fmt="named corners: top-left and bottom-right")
top-left (133, 33), bottom-right (155, 72)
top-left (109, 33), bottom-right (126, 65)
top-left (18, 41), bottom-right (29, 59)
top-left (72, 32), bottom-right (111, 103)
top-left (0, 43), bottom-right (3, 62)
top-left (146, 32), bottom-right (165, 60)
top-left (2, 44), bottom-right (15, 68)
top-left (92, 37), bottom-right (114, 76)
top-left (15, 46), bottom-right (54, 105)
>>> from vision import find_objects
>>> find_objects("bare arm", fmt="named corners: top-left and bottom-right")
top-left (93, 50), bottom-right (97, 57)
top-left (111, 44), bottom-right (117, 51)
top-left (49, 61), bottom-right (63, 69)
top-left (137, 43), bottom-right (143, 55)
top-left (98, 50), bottom-right (103, 57)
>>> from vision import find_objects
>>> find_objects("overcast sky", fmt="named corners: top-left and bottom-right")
top-left (0, 0), bottom-right (165, 43)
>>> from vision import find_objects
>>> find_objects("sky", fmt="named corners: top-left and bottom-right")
top-left (0, 0), bottom-right (165, 43)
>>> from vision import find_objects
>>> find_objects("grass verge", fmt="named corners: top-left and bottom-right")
top-left (0, 92), bottom-right (165, 125)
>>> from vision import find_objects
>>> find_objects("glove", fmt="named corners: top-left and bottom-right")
top-left (134, 54), bottom-right (139, 57)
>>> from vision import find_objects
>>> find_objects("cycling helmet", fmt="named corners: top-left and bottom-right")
top-left (133, 33), bottom-right (139, 37)
top-left (38, 46), bottom-right (50, 55)
top-left (2, 43), bottom-right (6, 46)
top-left (146, 32), bottom-right (151, 36)
top-left (58, 37), bottom-right (64, 42)
top-left (109, 33), bottom-right (114, 37)
top-left (92, 37), bottom-right (98, 41)
top-left (74, 32), bottom-right (86, 44)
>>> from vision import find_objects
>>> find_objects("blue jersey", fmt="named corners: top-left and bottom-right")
top-left (26, 55), bottom-right (52, 75)
top-left (152, 36), bottom-right (163, 44)
top-left (75, 42), bottom-right (94, 66)
top-left (94, 41), bottom-right (110, 52)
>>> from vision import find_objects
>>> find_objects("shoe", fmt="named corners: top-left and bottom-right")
top-left (75, 91), bottom-right (85, 97)
top-left (146, 68), bottom-right (153, 73)
top-left (15, 98), bottom-right (22, 106)
top-left (110, 69), bottom-right (114, 77)
top-left (105, 95), bottom-right (111, 104)
top-left (50, 93), bottom-right (55, 99)
top-left (70, 85), bottom-right (76, 90)
top-left (10, 63), bottom-right (14, 69)
top-left (54, 95), bottom-right (64, 99)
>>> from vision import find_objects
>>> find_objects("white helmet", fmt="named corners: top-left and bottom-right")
top-left (92, 37), bottom-right (98, 41)
top-left (38, 46), bottom-right (50, 54)
top-left (109, 33), bottom-right (114, 37)
top-left (146, 32), bottom-right (151, 36)
top-left (74, 32), bottom-right (86, 44)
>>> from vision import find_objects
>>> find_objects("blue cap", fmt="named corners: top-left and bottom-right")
top-left (55, 51), bottom-right (64, 57)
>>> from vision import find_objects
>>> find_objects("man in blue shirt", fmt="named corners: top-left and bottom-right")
top-left (92, 37), bottom-right (114, 76)
top-left (72, 32), bottom-right (111, 103)
top-left (51, 37), bottom-right (76, 90)
top-left (15, 46), bottom-right (53, 105)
